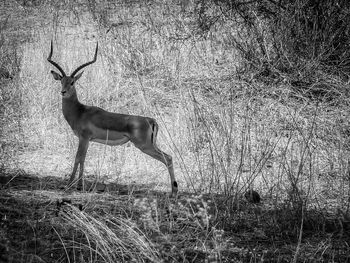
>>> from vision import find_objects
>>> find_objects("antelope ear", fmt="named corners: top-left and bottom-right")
top-left (74, 71), bottom-right (84, 81)
top-left (51, 70), bottom-right (62, 80)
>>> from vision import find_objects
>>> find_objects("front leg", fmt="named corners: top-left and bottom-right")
top-left (68, 137), bottom-right (89, 190)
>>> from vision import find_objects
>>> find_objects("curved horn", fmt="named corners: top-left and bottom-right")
top-left (71, 43), bottom-right (98, 77)
top-left (47, 41), bottom-right (66, 77)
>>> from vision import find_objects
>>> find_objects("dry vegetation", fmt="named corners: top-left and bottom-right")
top-left (1, 0), bottom-right (350, 262)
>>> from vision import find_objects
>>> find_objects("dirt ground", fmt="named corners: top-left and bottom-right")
top-left (1, 172), bottom-right (350, 262)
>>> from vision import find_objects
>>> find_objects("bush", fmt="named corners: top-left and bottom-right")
top-left (192, 0), bottom-right (350, 101)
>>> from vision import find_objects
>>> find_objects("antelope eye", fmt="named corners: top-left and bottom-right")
top-left (70, 80), bottom-right (75, 85)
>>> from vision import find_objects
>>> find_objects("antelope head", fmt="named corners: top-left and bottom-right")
top-left (47, 41), bottom-right (98, 98)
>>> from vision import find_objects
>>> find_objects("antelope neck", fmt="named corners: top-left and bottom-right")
top-left (62, 94), bottom-right (84, 129)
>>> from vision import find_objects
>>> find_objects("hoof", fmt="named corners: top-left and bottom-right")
top-left (171, 181), bottom-right (178, 196)
top-left (170, 186), bottom-right (178, 198)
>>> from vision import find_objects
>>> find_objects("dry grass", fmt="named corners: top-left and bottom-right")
top-left (1, 174), bottom-right (350, 262)
top-left (57, 206), bottom-right (160, 262)
top-left (1, 0), bottom-right (350, 262)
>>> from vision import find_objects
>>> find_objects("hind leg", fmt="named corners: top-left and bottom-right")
top-left (138, 145), bottom-right (178, 195)
top-left (130, 119), bottom-right (178, 195)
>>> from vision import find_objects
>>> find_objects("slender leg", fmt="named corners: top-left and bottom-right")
top-left (68, 137), bottom-right (89, 190)
top-left (131, 120), bottom-right (178, 196)
top-left (138, 145), bottom-right (178, 196)
top-left (68, 159), bottom-right (79, 186)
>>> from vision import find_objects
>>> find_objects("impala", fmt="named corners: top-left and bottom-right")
top-left (47, 42), bottom-right (178, 195)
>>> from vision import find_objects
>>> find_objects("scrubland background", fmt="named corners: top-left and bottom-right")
top-left (1, 0), bottom-right (350, 262)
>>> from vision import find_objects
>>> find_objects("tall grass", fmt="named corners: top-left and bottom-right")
top-left (1, 1), bottom-right (350, 262)
top-left (0, 0), bottom-right (349, 213)
top-left (56, 204), bottom-right (160, 262)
